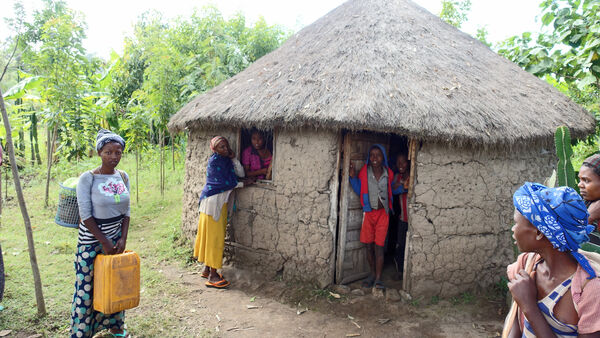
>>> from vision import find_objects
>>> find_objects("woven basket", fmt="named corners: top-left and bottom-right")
top-left (55, 183), bottom-right (79, 228)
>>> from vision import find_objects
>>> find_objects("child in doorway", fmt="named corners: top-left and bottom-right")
top-left (390, 153), bottom-right (410, 279)
top-left (349, 144), bottom-right (403, 289)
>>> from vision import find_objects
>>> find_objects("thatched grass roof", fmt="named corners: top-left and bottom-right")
top-left (168, 0), bottom-right (595, 145)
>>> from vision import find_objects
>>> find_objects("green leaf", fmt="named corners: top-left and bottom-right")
top-left (3, 76), bottom-right (45, 100)
top-left (577, 73), bottom-right (597, 90)
top-left (542, 12), bottom-right (555, 25)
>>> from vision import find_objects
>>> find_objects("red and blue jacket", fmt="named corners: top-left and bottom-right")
top-left (349, 144), bottom-right (401, 213)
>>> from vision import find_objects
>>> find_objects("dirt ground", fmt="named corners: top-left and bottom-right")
top-left (131, 262), bottom-right (506, 338)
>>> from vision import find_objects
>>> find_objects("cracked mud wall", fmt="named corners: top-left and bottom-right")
top-left (406, 142), bottom-right (554, 297)
top-left (182, 127), bottom-right (339, 287)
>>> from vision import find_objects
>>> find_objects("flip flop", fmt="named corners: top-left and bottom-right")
top-left (374, 280), bottom-right (385, 290)
top-left (362, 275), bottom-right (375, 288)
top-left (206, 278), bottom-right (230, 289)
top-left (109, 329), bottom-right (129, 337)
top-left (201, 270), bottom-right (209, 278)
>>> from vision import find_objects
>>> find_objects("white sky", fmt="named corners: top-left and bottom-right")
top-left (0, 0), bottom-right (542, 60)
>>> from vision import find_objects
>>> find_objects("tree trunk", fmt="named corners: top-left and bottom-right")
top-left (29, 121), bottom-right (35, 165)
top-left (44, 123), bottom-right (58, 207)
top-left (0, 165), bottom-right (3, 218)
top-left (31, 113), bottom-right (41, 165)
top-left (160, 131), bottom-right (164, 197)
top-left (136, 150), bottom-right (139, 204)
top-left (0, 88), bottom-right (46, 316)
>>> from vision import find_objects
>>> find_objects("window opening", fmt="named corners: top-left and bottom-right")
top-left (239, 128), bottom-right (274, 183)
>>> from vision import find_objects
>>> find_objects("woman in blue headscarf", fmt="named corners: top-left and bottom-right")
top-left (504, 182), bottom-right (600, 337)
top-left (194, 136), bottom-right (244, 289)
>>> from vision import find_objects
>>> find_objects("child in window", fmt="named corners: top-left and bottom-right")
top-left (242, 129), bottom-right (272, 180)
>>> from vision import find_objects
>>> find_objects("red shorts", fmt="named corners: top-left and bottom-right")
top-left (360, 208), bottom-right (389, 247)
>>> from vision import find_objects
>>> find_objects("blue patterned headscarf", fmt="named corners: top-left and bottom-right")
top-left (198, 153), bottom-right (238, 202)
top-left (96, 129), bottom-right (126, 151)
top-left (513, 182), bottom-right (596, 278)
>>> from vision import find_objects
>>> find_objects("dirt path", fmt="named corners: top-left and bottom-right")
top-left (128, 263), bottom-right (505, 338)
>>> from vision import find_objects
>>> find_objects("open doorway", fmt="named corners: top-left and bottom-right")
top-left (335, 131), bottom-right (411, 288)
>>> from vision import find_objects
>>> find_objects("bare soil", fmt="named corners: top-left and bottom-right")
top-left (131, 262), bottom-right (506, 338)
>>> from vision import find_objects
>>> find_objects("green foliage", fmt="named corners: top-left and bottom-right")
top-left (498, 0), bottom-right (600, 105)
top-left (438, 0), bottom-right (472, 28)
top-left (2, 2), bottom-right (288, 170)
top-left (476, 26), bottom-right (492, 47)
top-left (450, 292), bottom-right (474, 305)
top-left (498, 0), bottom-right (600, 167)
top-left (555, 126), bottom-right (579, 192)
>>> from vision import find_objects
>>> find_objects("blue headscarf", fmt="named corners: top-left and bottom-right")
top-left (513, 182), bottom-right (596, 278)
top-left (198, 153), bottom-right (238, 202)
top-left (96, 129), bottom-right (126, 151)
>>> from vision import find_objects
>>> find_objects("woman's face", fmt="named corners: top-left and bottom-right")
top-left (511, 209), bottom-right (540, 252)
top-left (215, 140), bottom-right (230, 157)
top-left (98, 142), bottom-right (123, 169)
top-left (251, 132), bottom-right (265, 150)
top-left (578, 166), bottom-right (600, 201)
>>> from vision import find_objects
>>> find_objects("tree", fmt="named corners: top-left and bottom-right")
top-left (498, 0), bottom-right (600, 101)
top-left (21, 0), bottom-right (88, 205)
top-left (439, 0), bottom-right (472, 28)
top-left (0, 37), bottom-right (46, 317)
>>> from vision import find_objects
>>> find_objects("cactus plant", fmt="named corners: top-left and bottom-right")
top-left (554, 126), bottom-right (579, 193)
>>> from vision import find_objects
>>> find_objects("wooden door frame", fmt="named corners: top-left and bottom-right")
top-left (402, 138), bottom-right (419, 291)
top-left (335, 131), bottom-right (393, 284)
top-left (335, 132), bottom-right (353, 284)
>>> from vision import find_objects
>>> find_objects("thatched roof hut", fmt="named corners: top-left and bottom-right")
top-left (168, 0), bottom-right (594, 297)
top-left (168, 0), bottom-right (593, 145)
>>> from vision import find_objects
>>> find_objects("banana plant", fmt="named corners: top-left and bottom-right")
top-left (555, 126), bottom-right (579, 193)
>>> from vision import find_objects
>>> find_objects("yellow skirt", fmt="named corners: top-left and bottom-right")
top-left (193, 203), bottom-right (227, 269)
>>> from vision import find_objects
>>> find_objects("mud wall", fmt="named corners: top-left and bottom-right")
top-left (406, 142), bottom-right (555, 297)
top-left (182, 128), bottom-right (339, 287)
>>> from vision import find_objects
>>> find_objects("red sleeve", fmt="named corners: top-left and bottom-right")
top-left (576, 277), bottom-right (600, 334)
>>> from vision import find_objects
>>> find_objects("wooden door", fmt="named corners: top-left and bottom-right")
top-left (336, 132), bottom-right (389, 284)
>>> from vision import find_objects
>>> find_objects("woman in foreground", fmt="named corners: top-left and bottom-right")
top-left (504, 182), bottom-right (600, 337)
top-left (73, 129), bottom-right (131, 338)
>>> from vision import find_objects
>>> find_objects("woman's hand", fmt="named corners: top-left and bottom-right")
top-left (114, 237), bottom-right (127, 254)
top-left (507, 270), bottom-right (538, 313)
top-left (349, 163), bottom-right (356, 178)
top-left (101, 239), bottom-right (118, 255)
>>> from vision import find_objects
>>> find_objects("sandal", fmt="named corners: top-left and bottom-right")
top-left (374, 280), bottom-right (385, 290)
top-left (109, 329), bottom-right (129, 337)
top-left (206, 274), bottom-right (230, 288)
top-left (361, 275), bottom-right (375, 288)
top-left (201, 270), bottom-right (209, 278)
top-left (206, 278), bottom-right (230, 288)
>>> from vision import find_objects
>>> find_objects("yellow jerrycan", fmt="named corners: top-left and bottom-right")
top-left (93, 250), bottom-right (140, 314)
